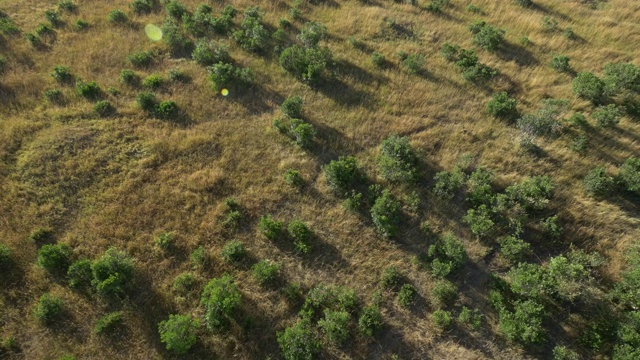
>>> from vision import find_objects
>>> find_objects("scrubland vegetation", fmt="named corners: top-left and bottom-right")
top-left (0, 0), bottom-right (639, 359)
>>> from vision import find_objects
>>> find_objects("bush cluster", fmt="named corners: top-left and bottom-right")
top-left (468, 20), bottom-right (505, 51)
top-left (208, 62), bottom-right (254, 92)
top-left (427, 232), bottom-right (466, 277)
top-left (37, 243), bottom-right (71, 274)
top-left (572, 72), bottom-right (605, 103)
top-left (370, 190), bottom-right (401, 237)
top-left (323, 156), bottom-right (361, 195)
top-left (158, 314), bottom-right (199, 354)
top-left (378, 134), bottom-right (418, 183)
top-left (200, 274), bottom-right (241, 330)
top-left (487, 92), bottom-right (518, 120)
top-left (91, 247), bottom-right (134, 298)
top-left (232, 7), bottom-right (269, 53)
top-left (280, 45), bottom-right (332, 84)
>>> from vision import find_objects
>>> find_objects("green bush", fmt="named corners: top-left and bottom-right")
top-left (427, 232), bottom-right (466, 277)
top-left (107, 9), bottom-right (128, 24)
top-left (190, 246), bottom-right (206, 268)
top-left (284, 169), bottom-right (304, 188)
top-left (323, 156), bottom-right (360, 195)
top-left (318, 309), bottom-right (350, 344)
top-left (380, 266), bottom-right (402, 289)
top-left (91, 247), bottom-right (134, 298)
top-left (136, 91), bottom-right (157, 112)
top-left (0, 12), bottom-right (20, 35)
top-left (165, 1), bottom-right (187, 20)
top-left (370, 190), bottom-right (401, 238)
top-left (95, 311), bottom-right (123, 335)
top-left (74, 19), bottom-right (89, 31)
top-left (463, 205), bottom-right (494, 238)
top-left (402, 54), bottom-right (425, 74)
top-left (458, 306), bottom-right (482, 330)
top-left (191, 40), bottom-right (229, 67)
top-left (498, 236), bottom-right (531, 263)
top-left (487, 92), bottom-right (518, 119)
top-left (232, 7), bottom-right (269, 53)
top-left (173, 273), bottom-right (196, 293)
top-left (552, 346), bottom-right (579, 360)
top-left (573, 72), bottom-right (605, 103)
top-left (432, 310), bottom-right (453, 329)
top-left (130, 0), bottom-right (155, 15)
top-left (469, 21), bottom-right (505, 51)
top-left (592, 104), bottom-right (623, 127)
top-left (288, 220), bottom-right (312, 254)
top-left (75, 80), bottom-right (101, 100)
top-left (35, 23), bottom-right (54, 39)
top-left (516, 99), bottom-right (567, 138)
top-left (208, 62), bottom-right (254, 91)
top-left (277, 320), bottom-right (320, 360)
top-left (168, 68), bottom-right (188, 83)
top-left (467, 4), bottom-right (482, 13)
top-left (397, 284), bottom-right (417, 307)
top-left (94, 100), bottom-right (115, 117)
top-left (119, 70), bottom-right (138, 87)
top-left (547, 255), bottom-right (589, 301)
top-left (34, 293), bottom-right (63, 325)
top-left (371, 52), bottom-right (386, 68)
top-left (505, 176), bottom-right (553, 212)
top-left (221, 240), bottom-right (246, 263)
top-left (440, 42), bottom-right (460, 62)
top-left (298, 21), bottom-right (327, 48)
top-left (358, 305), bottom-right (382, 336)
top-left (508, 262), bottom-right (552, 299)
top-left (50, 65), bottom-right (73, 83)
top-left (0, 243), bottom-right (11, 267)
top-left (433, 168), bottom-right (466, 199)
top-left (57, 0), bottom-right (77, 13)
top-left (289, 119), bottom-right (316, 148)
top-left (44, 10), bottom-right (62, 27)
top-left (142, 73), bottom-right (164, 89)
top-left (542, 16), bottom-right (558, 32)
top-left (200, 274), bottom-right (241, 330)
top-left (378, 134), bottom-right (418, 183)
top-left (466, 167), bottom-right (495, 206)
top-left (550, 55), bottom-right (570, 72)
top-left (603, 62), bottom-right (640, 96)
top-left (281, 96), bottom-right (303, 118)
top-left (515, 0), bottom-right (533, 7)
top-left (155, 100), bottom-right (178, 120)
top-left (279, 45), bottom-right (331, 84)
top-left (430, 279), bottom-right (457, 308)
top-left (67, 259), bottom-right (93, 288)
top-left (154, 232), bottom-right (174, 251)
top-left (128, 50), bottom-right (154, 68)
top-left (569, 112), bottom-right (588, 127)
top-left (259, 215), bottom-right (284, 240)
top-left (583, 167), bottom-right (615, 197)
top-left (209, 5), bottom-right (236, 35)
top-left (619, 156), bottom-right (640, 193)
top-left (158, 314), bottom-right (199, 354)
top-left (37, 243), bottom-right (71, 274)
top-left (252, 260), bottom-right (281, 286)
top-left (161, 19), bottom-right (193, 57)
top-left (498, 299), bottom-right (546, 344)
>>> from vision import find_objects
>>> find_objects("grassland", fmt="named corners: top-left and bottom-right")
top-left (0, 0), bottom-right (639, 359)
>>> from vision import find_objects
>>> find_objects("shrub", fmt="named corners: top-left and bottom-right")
top-left (161, 19), bottom-right (193, 57)
top-left (191, 40), bottom-right (229, 67)
top-left (232, 7), bottom-right (269, 53)
top-left (29, 228), bottom-right (52, 244)
top-left (44, 89), bottom-right (64, 104)
top-left (323, 157), bottom-right (360, 195)
top-left (252, 260), bottom-right (281, 286)
top-left (402, 54), bottom-right (425, 74)
top-left (289, 119), bottom-right (316, 148)
top-left (44, 10), bottom-right (62, 27)
top-left (221, 240), bottom-right (246, 263)
top-left (552, 346), bottom-right (579, 360)
top-left (358, 305), bottom-right (382, 336)
top-left (190, 246), bottom-right (206, 268)
top-left (542, 215), bottom-right (562, 238)
top-left (209, 5), bottom-right (236, 35)
top-left (603, 62), bottom-right (640, 95)
top-left (75, 80), bottom-right (101, 100)
top-left (288, 220), bottom-right (312, 254)
top-left (371, 52), bottom-right (386, 68)
top-left (107, 10), bottom-right (128, 24)
top-left (458, 306), bottom-right (482, 330)
top-left (466, 167), bottom-right (495, 206)
top-left (158, 314), bottom-right (199, 354)
top-left (94, 100), bottom-right (115, 117)
top-left (515, 0), bottom-right (533, 7)
top-left (0, 13), bottom-right (20, 35)
top-left (592, 104), bottom-right (623, 127)
top-left (91, 247), bottom-right (134, 298)
top-left (440, 42), bottom-right (460, 62)
top-left (469, 21), bottom-right (505, 51)
top-left (431, 279), bottom-right (457, 308)
top-left (277, 320), bottom-right (321, 360)
top-left (499, 236), bottom-right (531, 263)
top-left (432, 310), bottom-right (453, 329)
top-left (201, 274), bottom-right (241, 330)
top-left (467, 4), bottom-right (482, 13)
top-left (380, 266), bottom-right (402, 289)
top-left (378, 134), bottom-right (418, 183)
top-left (67, 259), bottom-right (93, 288)
top-left (128, 50), bottom-right (154, 68)
top-left (281, 96), bottom-right (303, 118)
top-left (619, 156), bottom-right (640, 193)
top-left (155, 100), bottom-right (178, 119)
top-left (259, 215), bottom-right (284, 240)
top-left (427, 232), bottom-right (466, 277)
top-left (37, 244), bottom-right (71, 274)
top-left (370, 190), bottom-right (401, 238)
top-left (142, 73), bottom-right (164, 89)
top-left (172, 273), bottom-right (196, 293)
top-left (487, 92), bottom-right (517, 120)
top-left (168, 68), bottom-right (188, 83)
top-left (154, 232), bottom-right (174, 251)
top-left (573, 72), bottom-right (605, 103)
top-left (463, 205), bottom-right (494, 238)
top-left (547, 255), bottom-right (590, 301)
top-left (569, 112), bottom-right (588, 127)
top-left (57, 0), bottom-right (77, 13)
top-left (136, 91), bottom-right (157, 112)
top-left (50, 65), bottom-right (73, 83)
top-left (517, 99), bottom-right (566, 138)
top-left (398, 284), bottom-right (417, 307)
top-left (498, 299), bottom-right (546, 344)
top-left (0, 243), bottom-right (11, 267)
top-left (550, 55), bottom-right (570, 72)
top-left (165, 1), bottom-right (187, 20)
top-left (34, 293), bottom-right (63, 325)
top-left (583, 167), bottom-right (615, 197)
top-left (284, 169), bottom-right (304, 188)
top-left (433, 168), bottom-right (466, 199)
top-left (208, 62), bottom-right (254, 91)
top-left (130, 0), bottom-right (155, 15)
top-left (279, 45), bottom-right (331, 84)
top-left (505, 176), bottom-right (553, 212)
top-left (542, 16), bottom-right (558, 32)
top-left (298, 21), bottom-right (327, 48)
top-left (318, 309), bottom-right (350, 344)
top-left (95, 311), bottom-right (123, 335)
top-left (74, 19), bottom-right (89, 31)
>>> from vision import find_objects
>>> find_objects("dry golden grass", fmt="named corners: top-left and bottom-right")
top-left (0, 0), bottom-right (639, 359)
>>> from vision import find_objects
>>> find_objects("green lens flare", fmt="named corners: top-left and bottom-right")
top-left (144, 24), bottom-right (162, 41)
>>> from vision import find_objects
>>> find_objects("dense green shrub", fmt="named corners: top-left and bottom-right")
top-left (0, 12), bottom-right (20, 35)
top-left (515, 0), bottom-right (533, 7)
top-left (289, 119), bottom-right (316, 148)
top-left (552, 346), bottom-right (579, 360)
top-left (378, 134), bottom-right (418, 183)
top-left (469, 21), bottom-right (505, 51)
top-left (281, 96), bottom-right (303, 118)
top-left (130, 0), bottom-right (155, 15)
top-left (358, 305), bottom-right (383, 336)
top-left (323, 156), bottom-right (360, 195)
top-left (318, 309), bottom-right (350, 344)
top-left (458, 306), bottom-right (482, 330)
top-left (210, 5), bottom-right (237, 35)
top-left (158, 314), bottom-right (199, 354)
top-left (190, 246), bottom-right (206, 269)
top-left (221, 240), bottom-right (246, 263)
top-left (370, 190), bottom-right (401, 238)
top-left (74, 19), bottom-right (89, 31)
top-left (57, 0), bottom-right (77, 13)
top-left (277, 320), bottom-right (320, 360)
top-left (35, 23), bottom-right (55, 39)
top-left (432, 310), bottom-right (453, 329)
top-left (44, 10), bottom-right (62, 27)
top-left (34, 293), bottom-right (63, 325)
top-left (380, 266), bottom-right (402, 289)
top-left (76, 80), bottom-right (101, 100)
top-left (142, 73), bottom-right (164, 89)
top-left (550, 55), bottom-right (570, 72)
top-left (50, 65), bottom-right (73, 83)
top-left (463, 205), bottom-right (494, 238)
top-left (466, 167), bottom-right (495, 206)
top-left (0, 243), bottom-right (11, 267)
top-left (547, 255), bottom-right (589, 301)
top-left (154, 232), bottom-right (174, 251)
top-left (107, 9), bottom-right (128, 24)
top-left (172, 273), bottom-right (196, 293)
top-left (200, 274), bottom-right (241, 330)
top-left (505, 176), bottom-right (553, 212)
top-left (37, 244), bottom-right (71, 274)
top-left (430, 279), bottom-right (457, 308)
top-left (191, 40), bottom-right (229, 67)
top-left (402, 54), bottom-right (425, 74)
top-left (94, 100), bottom-right (115, 117)
top-left (298, 21), bottom-right (327, 48)
top-left (371, 52), bottom-right (386, 68)
top-left (232, 7), bottom-right (269, 53)
top-left (398, 284), bottom-right (417, 307)
top-left (467, 4), bottom-right (482, 13)
top-left (619, 156), bottom-right (640, 193)
top-left (498, 236), bottom-right (531, 263)
top-left (288, 220), bottom-right (312, 254)
top-left (592, 104), bottom-right (623, 127)
top-left (91, 247), bottom-right (134, 298)
top-left (259, 215), bottom-right (284, 240)
top-left (252, 260), bottom-right (281, 286)
top-left (427, 232), bottom-right (466, 277)
top-left (155, 100), bottom-right (178, 120)
top-left (67, 259), bottom-right (92, 288)
top-left (603, 62), bottom-right (640, 95)
top-left (573, 72), bottom-right (605, 103)
top-left (440, 42), bottom-right (460, 62)
top-left (487, 92), bottom-right (518, 119)
top-left (279, 45), bottom-right (331, 84)
top-left (507, 262), bottom-right (551, 298)
top-left (165, 1), bottom-right (187, 20)
top-left (569, 112), bottom-right (588, 127)
top-left (583, 167), bottom-right (615, 197)
top-left (95, 311), bottom-right (123, 335)
top-left (208, 62), bottom-right (254, 91)
top-left (433, 168), bottom-right (466, 199)
top-left (517, 99), bottom-right (567, 138)
top-left (128, 50), bottom-right (154, 68)
top-left (284, 169), bottom-right (304, 188)
top-left (119, 69), bottom-right (139, 86)
top-left (136, 91), bottom-right (157, 112)
top-left (498, 299), bottom-right (546, 344)
top-left (162, 19), bottom-right (193, 57)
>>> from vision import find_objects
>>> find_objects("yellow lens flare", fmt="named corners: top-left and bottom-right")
top-left (221, 89), bottom-right (229, 96)
top-left (144, 24), bottom-right (162, 41)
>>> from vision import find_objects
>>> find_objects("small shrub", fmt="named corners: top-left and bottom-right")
top-left (158, 314), bottom-right (200, 354)
top-left (498, 299), bottom-right (546, 344)
top-left (289, 119), bottom-right (316, 148)
top-left (358, 305), bottom-right (383, 336)
top-left (572, 72), bottom-right (605, 103)
top-left (37, 243), bottom-right (71, 274)
top-left (520, 36), bottom-right (531, 46)
top-left (259, 215), bottom-right (284, 240)
top-left (128, 50), bottom-right (154, 68)
top-left (458, 306), bottom-right (482, 330)
top-left (370, 190), bottom-right (401, 238)
top-left (583, 167), bottom-right (615, 197)
top-left (619, 156), bottom-right (640, 193)
top-left (107, 9), bottom-right (128, 24)
top-left (371, 52), bottom-right (386, 68)
top-left (431, 279), bottom-right (457, 308)
top-left (433, 168), bottom-right (466, 199)
top-left (165, 1), bottom-right (187, 20)
top-left (221, 240), bottom-right (246, 263)
top-left (380, 266), bottom-right (402, 289)
top-left (592, 104), bottom-right (623, 128)
top-left (95, 311), bottom-right (123, 335)
top-left (277, 320), bottom-right (320, 360)
top-left (34, 293), bottom-right (63, 325)
top-left (463, 205), bottom-right (494, 238)
top-left (324, 157), bottom-right (360, 195)
top-left (208, 62), bottom-right (254, 91)
top-left (162, 19), bottom-right (193, 57)
top-left (232, 7), bottom-right (269, 53)
top-left (467, 5), bottom-right (482, 13)
top-left (487, 92), bottom-right (518, 120)
top-left (75, 80), bottom-right (101, 100)
top-left (498, 236), bottom-right (531, 263)
top-left (155, 100), bottom-right (178, 119)
top-left (542, 16), bottom-right (558, 32)
top-left (142, 73), bottom-right (164, 89)
top-left (569, 112), bottom-right (588, 127)
top-left (284, 169), bottom-right (304, 188)
top-left (57, 1), bottom-right (77, 13)
top-left (515, 0), bottom-right (533, 7)
top-left (318, 309), bottom-right (350, 344)
top-left (119, 69), bottom-right (139, 86)
top-left (432, 310), bottom-right (453, 329)
top-left (552, 346), bottom-right (579, 360)
top-left (505, 175), bottom-right (554, 212)
top-left (173, 273), bottom-right (196, 293)
top-left (67, 259), bottom-right (93, 288)
top-left (542, 215), bottom-right (562, 238)
top-left (190, 246), bottom-right (206, 268)
top-left (252, 260), bottom-right (281, 286)
top-left (25, 33), bottom-right (41, 47)
top-left (44, 89), bottom-right (64, 104)
top-left (94, 100), bottom-right (115, 117)
top-left (603, 62), bottom-right (640, 95)
top-left (440, 43), bottom-right (460, 62)
top-left (469, 21), bottom-right (505, 51)
top-left (466, 167), bottom-right (495, 206)
top-left (563, 28), bottom-right (577, 40)
top-left (130, 0), bottom-right (155, 15)
top-left (29, 228), bottom-right (52, 244)
top-left (136, 91), bottom-right (157, 112)
top-left (191, 40), bottom-right (229, 67)
top-left (50, 65), bottom-right (73, 83)
top-left (279, 45), bottom-right (332, 84)
top-left (298, 21), bottom-right (327, 48)
top-left (402, 54), bottom-right (425, 74)
top-left (155, 232), bottom-right (174, 251)
top-left (550, 55), bottom-right (570, 72)
top-left (201, 274), bottom-right (241, 330)
top-left (378, 134), bottom-right (418, 183)
top-left (281, 96), bottom-right (303, 118)
top-left (0, 243), bottom-right (11, 267)
top-left (44, 10), bottom-right (62, 27)
top-left (91, 247), bottom-right (134, 298)
top-left (168, 68), bottom-right (188, 83)
top-left (397, 284), bottom-right (417, 307)
top-left (427, 232), bottom-right (466, 277)
top-left (288, 220), bottom-right (311, 254)
top-left (74, 19), bottom-right (89, 31)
